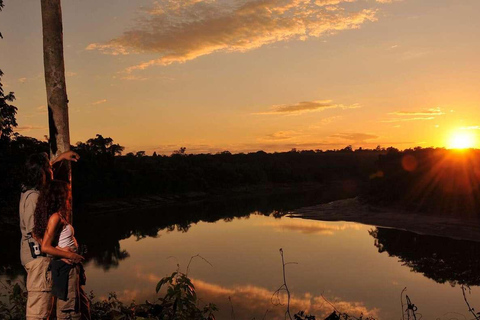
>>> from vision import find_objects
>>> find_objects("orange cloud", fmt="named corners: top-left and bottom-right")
top-left (130, 270), bottom-right (380, 319)
top-left (382, 117), bottom-right (435, 123)
top-left (16, 125), bottom-right (46, 132)
top-left (87, 0), bottom-right (378, 71)
top-left (330, 133), bottom-right (378, 143)
top-left (91, 99), bottom-right (107, 105)
top-left (390, 108), bottom-right (445, 116)
top-left (255, 100), bottom-right (360, 115)
top-left (264, 131), bottom-right (301, 141)
top-left (261, 219), bottom-right (361, 235)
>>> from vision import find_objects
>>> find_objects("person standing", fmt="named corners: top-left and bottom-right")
top-left (34, 180), bottom-right (89, 320)
top-left (19, 151), bottom-right (78, 319)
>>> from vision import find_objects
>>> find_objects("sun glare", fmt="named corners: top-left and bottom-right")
top-left (447, 131), bottom-right (476, 149)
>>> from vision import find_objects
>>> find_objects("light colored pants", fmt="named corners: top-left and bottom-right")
top-left (24, 257), bottom-right (53, 320)
top-left (56, 265), bottom-right (91, 320)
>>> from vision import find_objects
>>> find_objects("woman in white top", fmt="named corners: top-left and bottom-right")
top-left (33, 180), bottom-right (90, 319)
top-left (20, 151), bottom-right (79, 319)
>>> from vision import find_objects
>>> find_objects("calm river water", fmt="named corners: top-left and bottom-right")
top-left (3, 193), bottom-right (480, 319)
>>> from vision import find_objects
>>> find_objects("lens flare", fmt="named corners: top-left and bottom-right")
top-left (447, 131), bottom-right (476, 149)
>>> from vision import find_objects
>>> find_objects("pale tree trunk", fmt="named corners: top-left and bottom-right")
top-left (41, 0), bottom-right (71, 184)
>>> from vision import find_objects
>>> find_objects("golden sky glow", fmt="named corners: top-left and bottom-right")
top-left (447, 130), bottom-right (477, 149)
top-left (1, 0), bottom-right (480, 154)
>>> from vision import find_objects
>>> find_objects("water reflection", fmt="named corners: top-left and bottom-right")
top-left (1, 190), bottom-right (330, 275)
top-left (262, 219), bottom-right (361, 235)
top-left (115, 274), bottom-right (379, 319)
top-left (370, 227), bottom-right (480, 286)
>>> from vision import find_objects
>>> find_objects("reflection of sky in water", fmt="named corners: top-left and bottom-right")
top-left (83, 215), bottom-right (480, 319)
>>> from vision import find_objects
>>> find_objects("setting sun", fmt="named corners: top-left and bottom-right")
top-left (447, 131), bottom-right (477, 149)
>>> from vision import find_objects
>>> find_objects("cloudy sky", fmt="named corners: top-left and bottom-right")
top-left (1, 0), bottom-right (479, 154)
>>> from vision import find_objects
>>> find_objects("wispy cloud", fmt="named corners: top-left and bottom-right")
top-left (264, 130), bottom-right (300, 141)
top-left (119, 75), bottom-right (149, 81)
top-left (16, 125), bottom-right (46, 132)
top-left (382, 117), bottom-right (435, 123)
top-left (92, 99), bottom-right (108, 105)
top-left (18, 77), bottom-right (27, 83)
top-left (383, 107), bottom-right (444, 123)
top-left (87, 0), bottom-right (379, 71)
top-left (330, 132), bottom-right (378, 143)
top-left (255, 100), bottom-right (360, 115)
top-left (261, 219), bottom-right (360, 235)
top-left (133, 270), bottom-right (379, 319)
top-left (390, 108), bottom-right (444, 116)
top-left (461, 126), bottom-right (480, 130)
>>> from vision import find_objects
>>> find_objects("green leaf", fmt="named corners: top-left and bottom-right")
top-left (156, 278), bottom-right (169, 293)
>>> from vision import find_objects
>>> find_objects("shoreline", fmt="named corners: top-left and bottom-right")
top-left (292, 197), bottom-right (480, 242)
top-left (75, 181), bottom-right (350, 216)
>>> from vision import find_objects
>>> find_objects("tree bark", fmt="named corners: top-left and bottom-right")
top-left (41, 0), bottom-right (71, 183)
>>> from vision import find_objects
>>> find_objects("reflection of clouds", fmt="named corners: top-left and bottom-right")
top-left (261, 219), bottom-right (360, 235)
top-left (196, 280), bottom-right (379, 318)
top-left (122, 271), bottom-right (379, 319)
top-left (113, 289), bottom-right (141, 302)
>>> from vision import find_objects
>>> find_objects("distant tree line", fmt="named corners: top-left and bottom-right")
top-left (365, 147), bottom-right (480, 216)
top-left (72, 142), bottom-right (385, 205)
top-left (0, 129), bottom-right (387, 216)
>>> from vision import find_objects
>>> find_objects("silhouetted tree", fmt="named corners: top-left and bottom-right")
top-left (0, 2), bottom-right (17, 144)
top-left (172, 147), bottom-right (187, 155)
top-left (76, 134), bottom-right (124, 157)
top-left (0, 72), bottom-right (17, 144)
top-left (370, 227), bottom-right (480, 286)
top-left (366, 148), bottom-right (480, 215)
top-left (41, 0), bottom-right (71, 167)
top-left (0, 0), bottom-right (3, 39)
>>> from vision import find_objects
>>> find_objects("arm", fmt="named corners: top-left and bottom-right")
top-left (41, 213), bottom-right (84, 263)
top-left (50, 150), bottom-right (80, 166)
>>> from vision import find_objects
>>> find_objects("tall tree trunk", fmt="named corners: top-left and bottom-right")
top-left (41, 0), bottom-right (71, 183)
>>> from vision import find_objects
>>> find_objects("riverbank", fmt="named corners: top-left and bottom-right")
top-left (76, 181), bottom-right (354, 216)
top-left (292, 197), bottom-right (480, 242)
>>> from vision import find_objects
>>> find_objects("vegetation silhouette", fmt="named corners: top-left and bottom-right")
top-left (365, 147), bottom-right (480, 217)
top-left (370, 227), bottom-right (480, 286)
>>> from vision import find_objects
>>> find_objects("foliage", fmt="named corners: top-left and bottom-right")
top-left (293, 311), bottom-right (377, 320)
top-left (0, 273), bottom-right (217, 320)
top-left (370, 227), bottom-right (480, 286)
top-left (365, 147), bottom-right (480, 215)
top-left (0, 70), bottom-right (16, 142)
top-left (154, 270), bottom-right (217, 320)
top-left (0, 0), bottom-right (16, 142)
top-left (90, 292), bottom-right (137, 319)
top-left (90, 269), bottom-right (219, 319)
top-left (0, 280), bottom-right (27, 320)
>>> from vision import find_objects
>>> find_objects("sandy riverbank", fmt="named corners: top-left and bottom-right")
top-left (292, 197), bottom-right (480, 242)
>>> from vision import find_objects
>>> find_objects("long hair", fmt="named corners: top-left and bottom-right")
top-left (33, 180), bottom-right (71, 239)
top-left (22, 153), bottom-right (52, 192)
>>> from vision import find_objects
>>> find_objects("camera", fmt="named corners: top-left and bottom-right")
top-left (27, 232), bottom-right (42, 258)
top-left (33, 244), bottom-right (41, 256)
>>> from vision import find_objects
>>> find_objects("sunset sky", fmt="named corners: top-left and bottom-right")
top-left (1, 0), bottom-right (479, 154)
